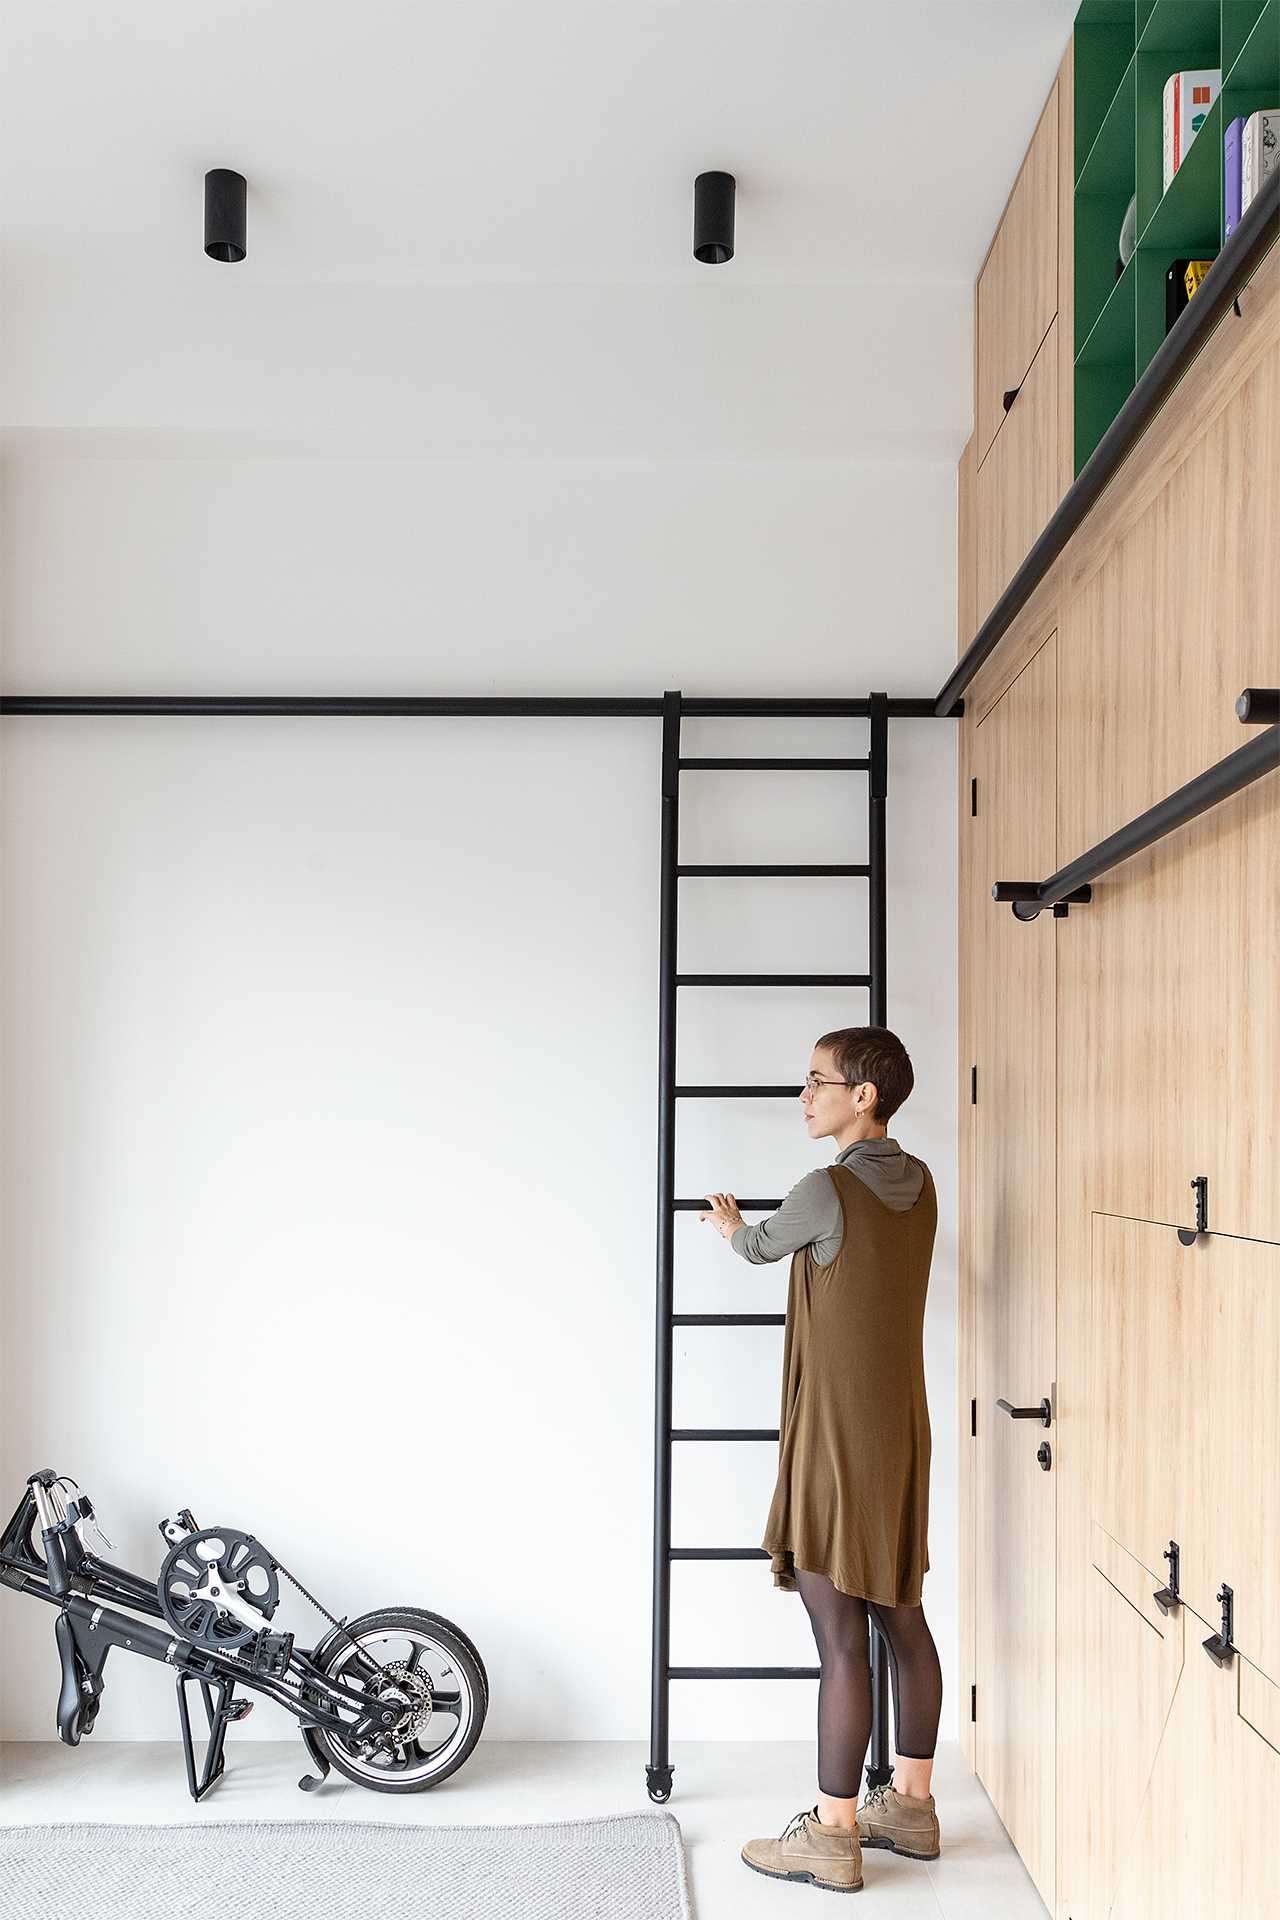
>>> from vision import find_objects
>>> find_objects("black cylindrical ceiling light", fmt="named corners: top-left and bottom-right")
top-left (693, 171), bottom-right (735, 264)
top-left (204, 169), bottom-right (247, 262)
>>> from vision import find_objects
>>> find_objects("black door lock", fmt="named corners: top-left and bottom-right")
top-left (1037, 1441), bottom-right (1052, 1472)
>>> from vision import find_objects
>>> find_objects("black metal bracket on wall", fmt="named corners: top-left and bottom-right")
top-left (1176, 1176), bottom-right (1209, 1247)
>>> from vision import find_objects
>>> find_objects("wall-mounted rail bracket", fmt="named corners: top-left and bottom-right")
top-left (1202, 1584), bottom-right (1235, 1668)
top-left (991, 882), bottom-right (1092, 922)
top-left (1153, 1540), bottom-right (1181, 1615)
top-left (1176, 1176), bottom-right (1209, 1246)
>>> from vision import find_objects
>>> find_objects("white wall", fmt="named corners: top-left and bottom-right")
top-left (0, 450), bottom-right (957, 1744)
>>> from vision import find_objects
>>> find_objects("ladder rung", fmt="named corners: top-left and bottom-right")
top-left (672, 1314), bottom-right (785, 1327)
top-left (673, 1198), bottom-right (781, 1212)
top-left (676, 973), bottom-right (871, 988)
top-left (671, 1428), bottom-right (780, 1442)
top-left (669, 1665), bottom-right (822, 1680)
top-left (674, 1084), bottom-right (799, 1098)
top-left (678, 758), bottom-right (869, 771)
top-left (670, 1547), bottom-right (770, 1559)
top-left (677, 863), bottom-right (870, 877)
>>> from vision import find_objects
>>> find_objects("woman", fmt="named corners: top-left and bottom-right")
top-left (699, 1025), bottom-right (942, 1896)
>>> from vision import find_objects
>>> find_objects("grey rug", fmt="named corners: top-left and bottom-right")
top-left (0, 1813), bottom-right (694, 1920)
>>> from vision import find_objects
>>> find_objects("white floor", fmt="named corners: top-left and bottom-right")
top-left (0, 1738), bottom-right (1047, 1917)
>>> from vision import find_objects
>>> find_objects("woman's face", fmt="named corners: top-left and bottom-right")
top-left (800, 1046), bottom-right (877, 1141)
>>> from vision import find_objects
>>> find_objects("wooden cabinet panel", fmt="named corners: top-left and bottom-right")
top-left (1111, 1632), bottom-right (1280, 1918)
top-left (1085, 1216), bottom-right (1280, 1685)
top-left (976, 84), bottom-right (1059, 468)
top-left (957, 431), bottom-right (977, 654)
top-left (1061, 1534), bottom-right (1185, 1920)
top-left (1056, 335), bottom-right (1280, 1242)
top-left (975, 320), bottom-right (1060, 629)
top-left (973, 638), bottom-right (1057, 1909)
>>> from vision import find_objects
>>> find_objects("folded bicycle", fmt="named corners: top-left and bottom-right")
top-left (0, 1467), bottom-right (488, 1800)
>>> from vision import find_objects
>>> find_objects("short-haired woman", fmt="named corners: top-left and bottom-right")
top-left (699, 1025), bottom-right (942, 1896)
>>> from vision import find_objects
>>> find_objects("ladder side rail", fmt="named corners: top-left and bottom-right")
top-left (647, 690), bottom-right (682, 1804)
top-left (865, 689), bottom-right (894, 1789)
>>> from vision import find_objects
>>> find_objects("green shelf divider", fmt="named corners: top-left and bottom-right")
top-left (1076, 53), bottom-right (1138, 347)
top-left (1076, 252), bottom-right (1138, 368)
top-left (1222, 0), bottom-right (1272, 74)
top-left (1222, 0), bottom-right (1279, 90)
top-left (1137, 0), bottom-right (1221, 57)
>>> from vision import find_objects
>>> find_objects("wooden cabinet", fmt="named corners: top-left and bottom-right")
top-left (976, 85), bottom-right (1059, 468)
top-left (975, 319), bottom-right (1060, 625)
top-left (971, 638), bottom-right (1058, 1909)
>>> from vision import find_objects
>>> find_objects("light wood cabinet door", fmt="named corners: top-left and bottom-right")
top-left (976, 83), bottom-right (1059, 468)
top-left (1085, 1215), bottom-right (1280, 1685)
top-left (973, 637), bottom-right (1058, 1909)
top-left (1111, 1633), bottom-right (1280, 1918)
top-left (975, 319), bottom-right (1060, 629)
top-left (1056, 333), bottom-right (1280, 1244)
top-left (1066, 1531), bottom-right (1186, 1920)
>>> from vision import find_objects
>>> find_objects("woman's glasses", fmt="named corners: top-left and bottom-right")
top-left (803, 1073), bottom-right (855, 1094)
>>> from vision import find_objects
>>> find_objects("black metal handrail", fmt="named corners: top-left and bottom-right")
top-left (935, 167), bottom-right (1280, 720)
top-left (993, 713), bottom-right (1279, 920)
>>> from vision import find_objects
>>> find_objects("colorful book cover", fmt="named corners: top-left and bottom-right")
top-left (1162, 69), bottom-right (1221, 192)
top-left (1224, 115), bottom-right (1246, 235)
top-left (1241, 110), bottom-right (1278, 217)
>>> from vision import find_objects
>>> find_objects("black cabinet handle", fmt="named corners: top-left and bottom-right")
top-left (1002, 385), bottom-right (1021, 413)
top-left (996, 1397), bottom-right (1052, 1427)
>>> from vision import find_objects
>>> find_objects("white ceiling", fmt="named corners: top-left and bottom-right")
top-left (2, 1), bottom-right (1076, 455)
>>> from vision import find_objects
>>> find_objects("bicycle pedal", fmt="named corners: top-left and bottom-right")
top-left (226, 1697), bottom-right (254, 1722)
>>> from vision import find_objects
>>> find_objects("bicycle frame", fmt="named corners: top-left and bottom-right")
top-left (0, 1469), bottom-right (405, 1799)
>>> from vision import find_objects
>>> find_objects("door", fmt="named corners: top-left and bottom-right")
top-left (973, 636), bottom-right (1058, 1907)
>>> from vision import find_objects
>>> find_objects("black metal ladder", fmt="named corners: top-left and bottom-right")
top-left (646, 687), bottom-right (895, 1803)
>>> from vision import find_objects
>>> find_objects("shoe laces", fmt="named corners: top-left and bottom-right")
top-left (781, 1807), bottom-right (815, 1842)
top-left (863, 1782), bottom-right (893, 1814)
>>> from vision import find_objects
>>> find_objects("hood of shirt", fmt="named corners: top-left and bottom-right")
top-left (834, 1136), bottom-right (924, 1211)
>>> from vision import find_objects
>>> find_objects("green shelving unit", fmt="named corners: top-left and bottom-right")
top-left (1073, 0), bottom-right (1279, 472)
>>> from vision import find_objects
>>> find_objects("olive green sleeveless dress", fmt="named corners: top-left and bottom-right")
top-left (761, 1157), bottom-right (937, 1607)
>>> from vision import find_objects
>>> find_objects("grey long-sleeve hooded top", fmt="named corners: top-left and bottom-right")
top-left (728, 1136), bottom-right (925, 1265)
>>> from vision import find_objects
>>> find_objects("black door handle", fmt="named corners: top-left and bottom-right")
top-left (996, 1397), bottom-right (1052, 1427)
top-left (1002, 384), bottom-right (1022, 413)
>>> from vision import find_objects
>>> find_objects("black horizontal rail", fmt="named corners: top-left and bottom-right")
top-left (674, 1085), bottom-right (800, 1097)
top-left (995, 723), bottom-right (1279, 916)
top-left (675, 972), bottom-right (871, 987)
top-left (670, 1547), bottom-right (771, 1560)
top-left (669, 1665), bottom-right (821, 1680)
top-left (0, 694), bottom-right (945, 720)
top-left (678, 757), bottom-right (870, 770)
top-left (935, 167), bottom-right (1280, 719)
top-left (670, 1428), bottom-right (780, 1442)
top-left (677, 863), bottom-right (870, 877)
top-left (672, 1314), bottom-right (786, 1326)
top-left (672, 1198), bottom-right (781, 1211)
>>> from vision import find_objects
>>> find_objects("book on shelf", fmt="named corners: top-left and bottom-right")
top-left (1224, 116), bottom-right (1246, 236)
top-left (1165, 257), bottom-right (1215, 336)
top-left (1241, 110), bottom-right (1278, 219)
top-left (1162, 70), bottom-right (1221, 193)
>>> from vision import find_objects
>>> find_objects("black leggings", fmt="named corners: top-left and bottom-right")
top-left (795, 1569), bottom-right (942, 1799)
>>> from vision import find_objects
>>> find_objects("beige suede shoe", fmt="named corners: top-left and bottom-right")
top-left (741, 1805), bottom-right (864, 1893)
top-left (855, 1782), bottom-right (940, 1859)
